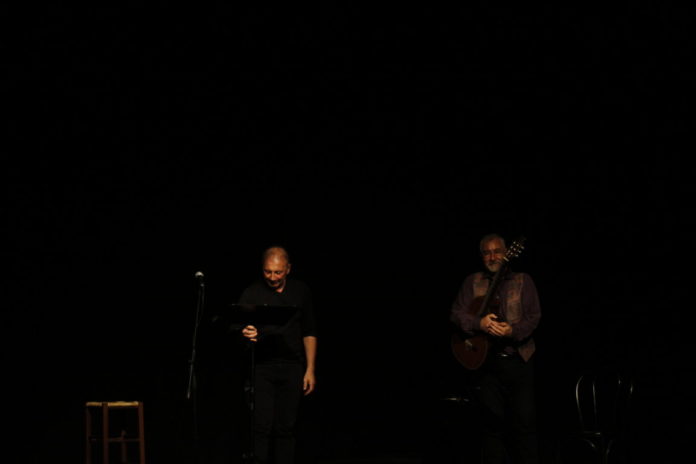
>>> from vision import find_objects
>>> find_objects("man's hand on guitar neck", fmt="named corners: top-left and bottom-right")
top-left (480, 314), bottom-right (513, 337)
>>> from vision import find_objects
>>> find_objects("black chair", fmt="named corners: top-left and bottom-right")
top-left (85, 401), bottom-right (146, 464)
top-left (557, 368), bottom-right (635, 464)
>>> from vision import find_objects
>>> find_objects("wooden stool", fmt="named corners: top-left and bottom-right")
top-left (85, 401), bottom-right (145, 464)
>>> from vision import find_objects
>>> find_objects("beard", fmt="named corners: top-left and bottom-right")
top-left (485, 262), bottom-right (502, 273)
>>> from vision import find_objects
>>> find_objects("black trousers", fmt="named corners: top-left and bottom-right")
top-left (476, 354), bottom-right (539, 464)
top-left (253, 362), bottom-right (304, 464)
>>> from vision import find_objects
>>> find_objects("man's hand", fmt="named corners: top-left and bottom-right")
top-left (242, 325), bottom-right (258, 342)
top-left (303, 369), bottom-right (316, 396)
top-left (480, 315), bottom-right (512, 337)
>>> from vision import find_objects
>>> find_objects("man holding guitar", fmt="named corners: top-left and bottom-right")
top-left (450, 233), bottom-right (541, 464)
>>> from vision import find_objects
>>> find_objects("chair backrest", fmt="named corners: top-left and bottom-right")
top-left (575, 368), bottom-right (635, 435)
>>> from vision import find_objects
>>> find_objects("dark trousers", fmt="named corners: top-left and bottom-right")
top-left (476, 354), bottom-right (539, 464)
top-left (253, 362), bottom-right (304, 464)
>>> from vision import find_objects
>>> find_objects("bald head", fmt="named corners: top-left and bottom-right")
top-left (262, 246), bottom-right (290, 264)
top-left (262, 246), bottom-right (291, 292)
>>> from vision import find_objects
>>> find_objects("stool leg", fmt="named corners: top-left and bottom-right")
top-left (138, 403), bottom-right (146, 464)
top-left (120, 430), bottom-right (127, 464)
top-left (102, 403), bottom-right (110, 464)
top-left (85, 406), bottom-right (92, 464)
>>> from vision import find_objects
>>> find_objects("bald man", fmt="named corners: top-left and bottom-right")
top-left (239, 246), bottom-right (317, 464)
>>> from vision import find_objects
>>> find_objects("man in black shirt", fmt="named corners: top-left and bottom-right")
top-left (240, 246), bottom-right (317, 464)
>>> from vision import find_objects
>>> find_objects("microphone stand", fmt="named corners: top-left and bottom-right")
top-left (242, 338), bottom-right (256, 464)
top-left (187, 273), bottom-right (205, 462)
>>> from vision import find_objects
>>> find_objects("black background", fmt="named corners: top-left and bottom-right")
top-left (4, 4), bottom-right (693, 464)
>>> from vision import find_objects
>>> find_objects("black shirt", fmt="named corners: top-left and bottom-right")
top-left (238, 278), bottom-right (317, 364)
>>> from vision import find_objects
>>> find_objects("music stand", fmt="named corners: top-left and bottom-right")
top-left (217, 303), bottom-right (300, 464)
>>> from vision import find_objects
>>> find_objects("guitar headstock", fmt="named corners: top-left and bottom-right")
top-left (504, 236), bottom-right (526, 262)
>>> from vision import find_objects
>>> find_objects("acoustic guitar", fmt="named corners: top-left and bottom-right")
top-left (450, 237), bottom-right (526, 369)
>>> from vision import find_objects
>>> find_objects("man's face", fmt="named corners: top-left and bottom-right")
top-left (263, 256), bottom-right (291, 292)
top-left (481, 238), bottom-right (507, 273)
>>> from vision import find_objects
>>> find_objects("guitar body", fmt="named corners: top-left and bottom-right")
top-left (450, 295), bottom-right (490, 370)
top-left (451, 331), bottom-right (488, 370)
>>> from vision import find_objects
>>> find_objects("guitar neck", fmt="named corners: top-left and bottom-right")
top-left (478, 264), bottom-right (508, 317)
top-left (477, 236), bottom-right (526, 318)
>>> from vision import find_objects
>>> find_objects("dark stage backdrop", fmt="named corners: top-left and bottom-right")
top-left (4, 4), bottom-right (692, 464)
